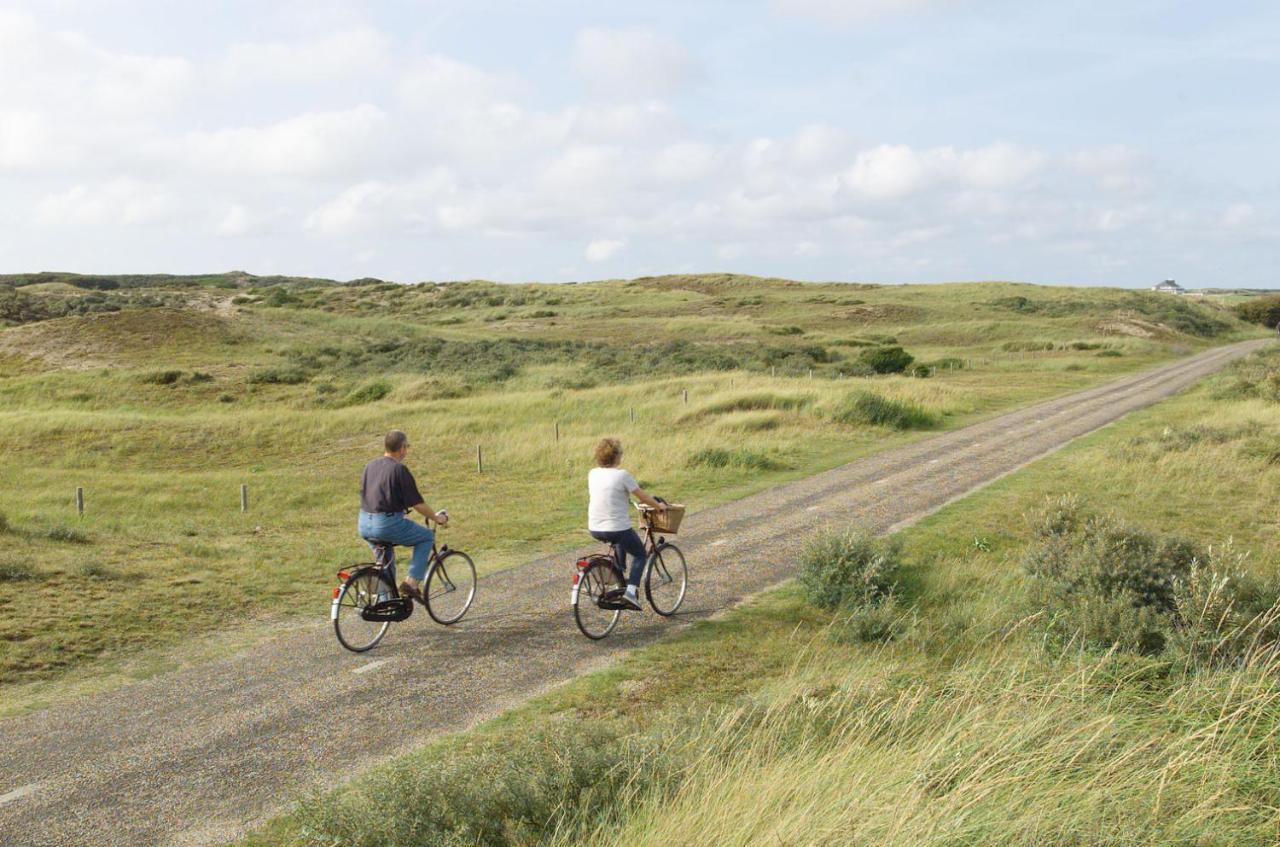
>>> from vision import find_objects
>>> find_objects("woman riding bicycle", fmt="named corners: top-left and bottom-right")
top-left (587, 437), bottom-right (666, 611)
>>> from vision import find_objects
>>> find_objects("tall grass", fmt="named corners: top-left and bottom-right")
top-left (831, 390), bottom-right (936, 429)
top-left (554, 653), bottom-right (1280, 847)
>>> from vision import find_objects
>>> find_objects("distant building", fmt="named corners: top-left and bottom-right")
top-left (1151, 278), bottom-right (1186, 294)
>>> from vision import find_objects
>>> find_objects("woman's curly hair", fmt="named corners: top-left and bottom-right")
top-left (593, 437), bottom-right (623, 467)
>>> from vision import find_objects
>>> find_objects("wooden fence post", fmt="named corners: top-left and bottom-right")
top-left (477, 445), bottom-right (484, 474)
top-left (76, 487), bottom-right (84, 517)
top-left (629, 406), bottom-right (635, 424)
top-left (554, 421), bottom-right (560, 443)
top-left (771, 366), bottom-right (776, 378)
top-left (682, 389), bottom-right (688, 405)
top-left (240, 484), bottom-right (248, 513)
top-left (808, 368), bottom-right (813, 379)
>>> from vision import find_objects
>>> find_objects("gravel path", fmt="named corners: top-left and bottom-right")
top-left (0, 339), bottom-right (1268, 847)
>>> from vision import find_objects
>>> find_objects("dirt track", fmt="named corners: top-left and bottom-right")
top-left (0, 339), bottom-right (1268, 847)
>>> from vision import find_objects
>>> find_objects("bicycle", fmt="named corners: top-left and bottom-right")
top-left (572, 501), bottom-right (688, 640)
top-left (331, 513), bottom-right (477, 652)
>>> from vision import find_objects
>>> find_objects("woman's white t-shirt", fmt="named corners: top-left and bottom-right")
top-left (588, 467), bottom-right (640, 532)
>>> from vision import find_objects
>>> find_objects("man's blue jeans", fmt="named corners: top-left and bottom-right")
top-left (358, 511), bottom-right (435, 581)
top-left (590, 528), bottom-right (648, 588)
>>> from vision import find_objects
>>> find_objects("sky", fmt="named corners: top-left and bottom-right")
top-left (0, 1), bottom-right (1277, 286)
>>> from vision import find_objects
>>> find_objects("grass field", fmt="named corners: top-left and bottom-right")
top-left (0, 273), bottom-right (1265, 707)
top-left (239, 344), bottom-right (1280, 847)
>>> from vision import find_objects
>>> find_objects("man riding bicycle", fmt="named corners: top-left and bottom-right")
top-left (358, 430), bottom-right (449, 605)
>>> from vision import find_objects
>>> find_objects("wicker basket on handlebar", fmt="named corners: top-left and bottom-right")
top-left (640, 504), bottom-right (685, 534)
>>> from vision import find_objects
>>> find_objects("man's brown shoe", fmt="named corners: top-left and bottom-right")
top-left (399, 580), bottom-right (425, 606)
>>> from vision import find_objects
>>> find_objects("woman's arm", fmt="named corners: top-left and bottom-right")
top-left (632, 487), bottom-right (667, 511)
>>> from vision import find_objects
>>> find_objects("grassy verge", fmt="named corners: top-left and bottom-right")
top-left (240, 345), bottom-right (1280, 847)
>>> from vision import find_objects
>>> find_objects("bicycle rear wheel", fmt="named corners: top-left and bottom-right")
top-left (646, 542), bottom-right (687, 616)
top-left (425, 550), bottom-right (477, 625)
top-left (574, 560), bottom-right (623, 640)
top-left (333, 568), bottom-right (395, 652)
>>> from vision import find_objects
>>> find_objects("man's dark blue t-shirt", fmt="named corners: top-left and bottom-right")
top-left (360, 457), bottom-right (424, 513)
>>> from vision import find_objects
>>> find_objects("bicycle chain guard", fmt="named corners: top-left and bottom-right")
top-left (361, 597), bottom-right (414, 622)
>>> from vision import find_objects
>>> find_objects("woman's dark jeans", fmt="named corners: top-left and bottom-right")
top-left (590, 528), bottom-right (648, 588)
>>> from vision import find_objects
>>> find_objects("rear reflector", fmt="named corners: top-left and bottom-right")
top-left (332, 586), bottom-right (341, 599)
top-left (337, 570), bottom-right (350, 581)
top-left (576, 559), bottom-right (590, 569)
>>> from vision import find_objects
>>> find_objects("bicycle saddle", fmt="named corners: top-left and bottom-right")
top-left (366, 540), bottom-right (397, 568)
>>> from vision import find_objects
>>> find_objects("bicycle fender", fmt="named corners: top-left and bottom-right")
top-left (571, 581), bottom-right (580, 608)
top-left (330, 596), bottom-right (340, 621)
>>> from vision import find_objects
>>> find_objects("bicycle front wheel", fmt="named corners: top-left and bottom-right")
top-left (425, 550), bottom-right (477, 625)
top-left (574, 560), bottom-right (623, 640)
top-left (646, 543), bottom-right (687, 616)
top-left (334, 568), bottom-right (394, 652)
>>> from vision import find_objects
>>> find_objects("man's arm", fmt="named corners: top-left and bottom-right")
top-left (410, 500), bottom-right (449, 525)
top-left (400, 465), bottom-right (449, 526)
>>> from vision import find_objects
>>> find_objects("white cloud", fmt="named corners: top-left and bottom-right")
top-left (216, 204), bottom-right (254, 236)
top-left (36, 180), bottom-right (180, 227)
top-left (305, 170), bottom-right (456, 236)
top-left (220, 27), bottom-right (392, 85)
top-left (1220, 202), bottom-right (1256, 230)
top-left (176, 105), bottom-right (390, 176)
top-left (585, 238), bottom-right (626, 262)
top-left (573, 27), bottom-right (699, 98)
top-left (845, 144), bottom-right (930, 199)
top-left (398, 55), bottom-right (523, 111)
top-left (844, 142), bottom-right (1043, 199)
top-left (1068, 145), bottom-right (1145, 192)
top-left (773, 0), bottom-right (951, 24)
top-left (652, 142), bottom-right (719, 182)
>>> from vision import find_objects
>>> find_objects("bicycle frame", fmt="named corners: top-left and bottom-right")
top-left (370, 540), bottom-right (451, 592)
top-left (603, 520), bottom-right (667, 583)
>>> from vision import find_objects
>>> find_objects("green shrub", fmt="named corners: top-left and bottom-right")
top-left (262, 287), bottom-right (302, 307)
top-left (343, 380), bottom-right (393, 406)
top-left (296, 719), bottom-right (677, 847)
top-left (0, 559), bottom-right (35, 581)
top-left (247, 366), bottom-right (308, 385)
top-left (1022, 496), bottom-right (1204, 654)
top-left (695, 392), bottom-right (811, 416)
top-left (828, 592), bottom-right (915, 644)
top-left (929, 357), bottom-right (965, 371)
top-left (686, 447), bottom-right (785, 472)
top-left (77, 562), bottom-right (120, 579)
top-left (140, 369), bottom-right (183, 385)
top-left (831, 391), bottom-right (935, 430)
top-left (1001, 340), bottom-right (1055, 352)
top-left (766, 325), bottom-right (805, 336)
top-left (906, 363), bottom-right (931, 378)
top-left (1097, 349), bottom-right (1123, 357)
top-left (1239, 437), bottom-right (1280, 465)
top-left (217, 393), bottom-right (235, 403)
top-left (44, 525), bottom-right (90, 544)
top-left (857, 345), bottom-right (913, 374)
top-left (1214, 349), bottom-right (1280, 403)
top-left (1232, 294), bottom-right (1280, 327)
top-left (798, 530), bottom-right (901, 611)
top-left (188, 371), bottom-right (213, 383)
top-left (1167, 543), bottom-right (1280, 668)
top-left (525, 309), bottom-right (557, 319)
